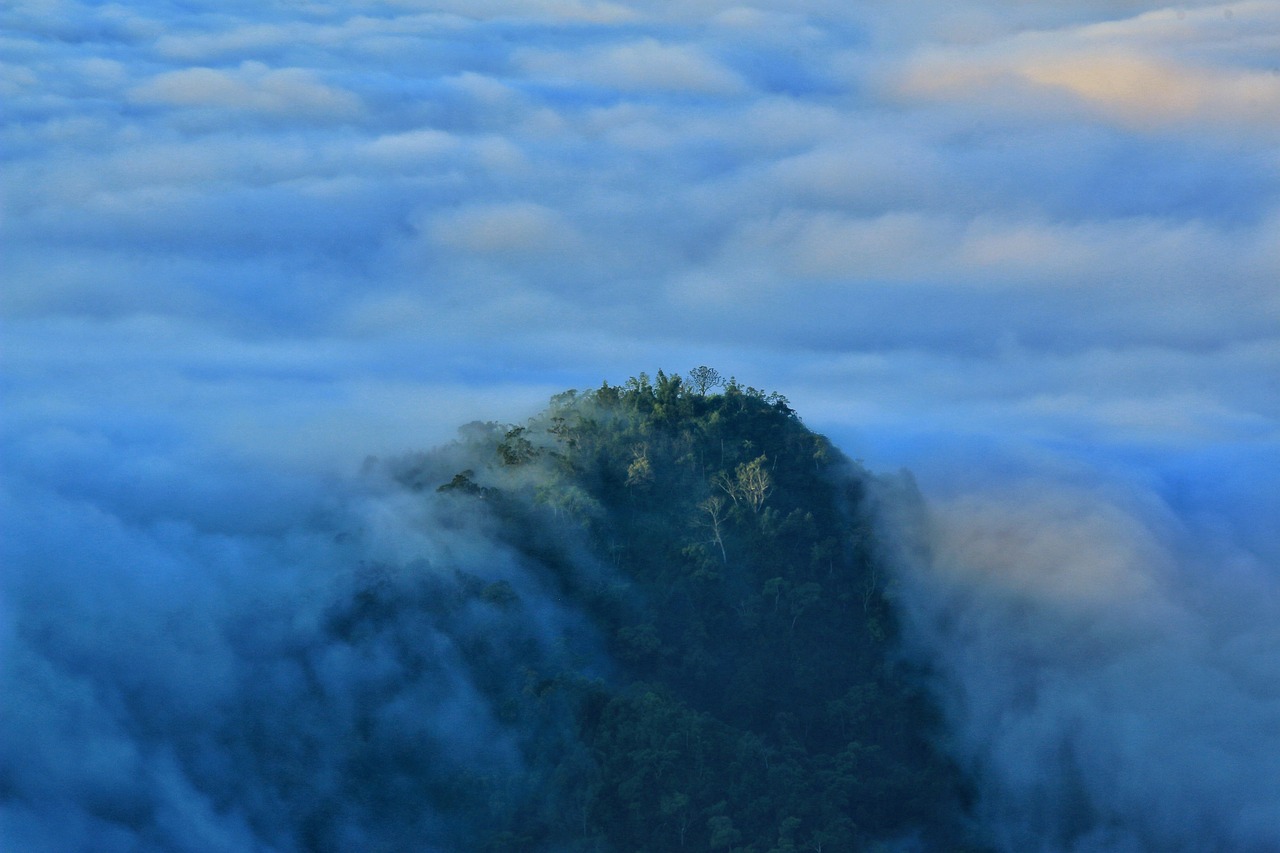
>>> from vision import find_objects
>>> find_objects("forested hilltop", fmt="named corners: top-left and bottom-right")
top-left (371, 369), bottom-right (985, 852)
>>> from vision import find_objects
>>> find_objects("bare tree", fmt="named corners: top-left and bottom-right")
top-left (686, 365), bottom-right (723, 395)
top-left (699, 495), bottom-right (729, 563)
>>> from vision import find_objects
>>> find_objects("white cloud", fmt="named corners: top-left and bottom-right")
top-left (130, 61), bottom-right (362, 120)
top-left (891, 1), bottom-right (1280, 132)
top-left (152, 13), bottom-right (478, 62)
top-left (379, 0), bottom-right (638, 24)
top-left (518, 38), bottom-right (748, 94)
top-left (363, 128), bottom-right (460, 167)
top-left (427, 202), bottom-right (583, 256)
top-left (1017, 52), bottom-right (1280, 127)
top-left (774, 210), bottom-right (949, 281)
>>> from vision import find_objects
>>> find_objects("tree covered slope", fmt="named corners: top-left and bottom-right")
top-left (377, 370), bottom-right (984, 852)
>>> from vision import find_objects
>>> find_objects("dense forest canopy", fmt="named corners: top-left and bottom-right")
top-left (367, 368), bottom-right (985, 852)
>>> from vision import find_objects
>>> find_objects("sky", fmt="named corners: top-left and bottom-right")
top-left (2, 1), bottom-right (1279, 850)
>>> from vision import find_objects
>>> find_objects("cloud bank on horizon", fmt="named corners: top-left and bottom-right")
top-left (2, 1), bottom-right (1278, 851)
top-left (3, 0), bottom-right (1276, 468)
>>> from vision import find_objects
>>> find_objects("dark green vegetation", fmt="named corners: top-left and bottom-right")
top-left (381, 370), bottom-right (982, 852)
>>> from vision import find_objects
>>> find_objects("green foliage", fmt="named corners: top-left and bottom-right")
top-left (397, 370), bottom-right (986, 852)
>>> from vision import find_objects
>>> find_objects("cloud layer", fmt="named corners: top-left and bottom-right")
top-left (3, 0), bottom-right (1276, 464)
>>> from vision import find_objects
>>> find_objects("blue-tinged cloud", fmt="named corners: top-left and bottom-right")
top-left (2, 1), bottom-right (1278, 849)
top-left (880, 460), bottom-right (1280, 852)
top-left (517, 38), bottom-right (749, 95)
top-left (4, 0), bottom-right (1274, 503)
top-left (0, 439), bottom-right (603, 851)
top-left (130, 62), bottom-right (363, 121)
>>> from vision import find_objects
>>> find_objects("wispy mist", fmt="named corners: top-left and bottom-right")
top-left (878, 454), bottom-right (1280, 852)
top-left (0, 444), bottom-right (602, 851)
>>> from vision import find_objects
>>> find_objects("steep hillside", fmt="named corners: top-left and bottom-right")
top-left (382, 370), bottom-right (983, 851)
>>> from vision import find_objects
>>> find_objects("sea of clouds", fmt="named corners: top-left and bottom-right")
top-left (3, 1), bottom-right (1277, 850)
